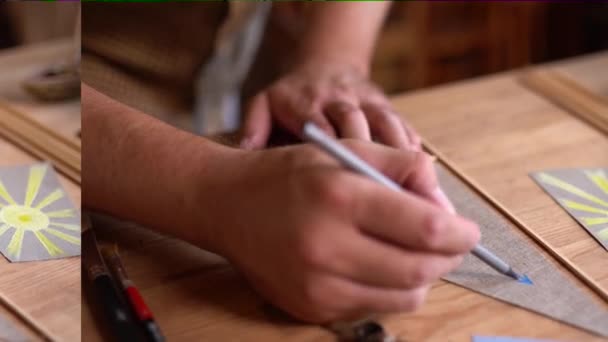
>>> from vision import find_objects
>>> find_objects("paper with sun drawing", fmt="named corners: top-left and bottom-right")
top-left (0, 163), bottom-right (80, 262)
top-left (531, 168), bottom-right (608, 251)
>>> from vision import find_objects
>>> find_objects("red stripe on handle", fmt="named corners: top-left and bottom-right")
top-left (126, 286), bottom-right (153, 321)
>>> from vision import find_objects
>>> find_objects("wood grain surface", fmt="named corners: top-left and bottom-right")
top-left (82, 53), bottom-right (608, 341)
top-left (0, 40), bottom-right (81, 341)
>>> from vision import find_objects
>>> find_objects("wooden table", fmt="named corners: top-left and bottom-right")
top-left (82, 52), bottom-right (608, 341)
top-left (0, 39), bottom-right (81, 341)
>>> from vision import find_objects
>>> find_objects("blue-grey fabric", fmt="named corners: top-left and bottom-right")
top-left (0, 313), bottom-right (27, 342)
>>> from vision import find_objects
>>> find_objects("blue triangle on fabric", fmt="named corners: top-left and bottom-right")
top-left (517, 274), bottom-right (534, 285)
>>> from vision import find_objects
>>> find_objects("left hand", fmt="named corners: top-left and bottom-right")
top-left (240, 60), bottom-right (422, 151)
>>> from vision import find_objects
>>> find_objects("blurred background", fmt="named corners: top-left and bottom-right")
top-left (0, 2), bottom-right (80, 139)
top-left (1, 2), bottom-right (607, 94)
top-left (247, 2), bottom-right (608, 96)
top-left (2, 2), bottom-right (606, 133)
top-left (370, 2), bottom-right (608, 93)
top-left (0, 2), bottom-right (78, 47)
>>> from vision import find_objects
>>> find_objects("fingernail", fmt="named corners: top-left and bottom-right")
top-left (431, 187), bottom-right (456, 214)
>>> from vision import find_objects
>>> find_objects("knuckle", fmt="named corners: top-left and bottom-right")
top-left (315, 175), bottom-right (352, 210)
top-left (376, 110), bottom-right (400, 127)
top-left (330, 102), bottom-right (361, 121)
top-left (289, 146), bottom-right (326, 170)
top-left (421, 213), bottom-right (446, 249)
top-left (407, 263), bottom-right (432, 287)
top-left (411, 151), bottom-right (428, 169)
top-left (298, 233), bottom-right (330, 268)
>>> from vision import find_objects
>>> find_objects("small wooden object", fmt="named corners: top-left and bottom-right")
top-left (22, 63), bottom-right (80, 102)
top-left (520, 69), bottom-right (608, 135)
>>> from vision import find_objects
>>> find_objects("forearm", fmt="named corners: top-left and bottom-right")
top-left (82, 84), bottom-right (234, 252)
top-left (296, 2), bottom-right (390, 75)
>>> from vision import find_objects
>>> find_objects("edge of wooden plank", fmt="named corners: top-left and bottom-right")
top-left (0, 291), bottom-right (56, 341)
top-left (520, 69), bottom-right (608, 135)
top-left (0, 102), bottom-right (81, 152)
top-left (0, 101), bottom-right (81, 185)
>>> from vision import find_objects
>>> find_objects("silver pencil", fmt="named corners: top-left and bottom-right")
top-left (302, 122), bottom-right (521, 281)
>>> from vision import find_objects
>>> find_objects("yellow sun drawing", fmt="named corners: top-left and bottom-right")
top-left (0, 165), bottom-right (80, 261)
top-left (538, 169), bottom-right (608, 243)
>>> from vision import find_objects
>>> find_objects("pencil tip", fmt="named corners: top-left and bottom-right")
top-left (507, 268), bottom-right (533, 285)
top-left (517, 274), bottom-right (533, 285)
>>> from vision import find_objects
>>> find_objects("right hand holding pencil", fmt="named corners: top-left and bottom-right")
top-left (195, 140), bottom-right (480, 323)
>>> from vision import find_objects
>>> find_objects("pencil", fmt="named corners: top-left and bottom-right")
top-left (101, 244), bottom-right (165, 342)
top-left (302, 122), bottom-right (522, 281)
top-left (82, 214), bottom-right (141, 341)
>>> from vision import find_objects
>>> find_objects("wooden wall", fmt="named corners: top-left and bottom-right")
top-left (0, 2), bottom-right (78, 45)
top-left (372, 2), bottom-right (608, 94)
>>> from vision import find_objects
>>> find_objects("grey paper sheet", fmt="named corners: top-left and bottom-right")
top-left (530, 168), bottom-right (608, 250)
top-left (0, 163), bottom-right (80, 262)
top-left (437, 165), bottom-right (608, 337)
top-left (0, 314), bottom-right (27, 342)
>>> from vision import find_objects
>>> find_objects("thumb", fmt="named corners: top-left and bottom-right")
top-left (241, 93), bottom-right (271, 149)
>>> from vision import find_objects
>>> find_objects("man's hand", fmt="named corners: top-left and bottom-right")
top-left (83, 85), bottom-right (476, 324)
top-left (240, 2), bottom-right (422, 152)
top-left (197, 141), bottom-right (479, 323)
top-left (241, 61), bottom-right (422, 151)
